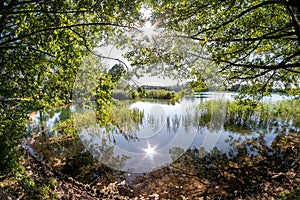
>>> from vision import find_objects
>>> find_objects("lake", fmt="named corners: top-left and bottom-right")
top-left (24, 92), bottom-right (299, 196)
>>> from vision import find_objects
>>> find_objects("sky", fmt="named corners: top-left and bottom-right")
top-left (93, 7), bottom-right (189, 86)
top-left (95, 44), bottom-right (187, 86)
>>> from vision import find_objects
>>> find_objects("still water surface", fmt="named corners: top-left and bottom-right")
top-left (26, 92), bottom-right (295, 174)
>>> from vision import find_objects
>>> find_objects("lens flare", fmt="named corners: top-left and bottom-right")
top-left (143, 143), bottom-right (157, 160)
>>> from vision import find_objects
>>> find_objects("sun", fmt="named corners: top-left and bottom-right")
top-left (139, 17), bottom-right (161, 42)
top-left (139, 7), bottom-right (161, 42)
top-left (140, 25), bottom-right (158, 41)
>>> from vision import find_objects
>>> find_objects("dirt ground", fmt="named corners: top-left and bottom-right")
top-left (1, 144), bottom-right (299, 200)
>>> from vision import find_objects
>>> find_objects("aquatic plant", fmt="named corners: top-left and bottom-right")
top-left (197, 98), bottom-right (300, 129)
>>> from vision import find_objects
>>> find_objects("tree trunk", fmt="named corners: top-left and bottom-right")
top-left (286, 0), bottom-right (300, 50)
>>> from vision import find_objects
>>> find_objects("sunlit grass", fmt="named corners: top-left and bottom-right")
top-left (197, 98), bottom-right (300, 129)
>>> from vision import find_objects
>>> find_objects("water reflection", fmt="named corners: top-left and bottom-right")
top-left (25, 92), bottom-right (300, 197)
top-left (147, 129), bottom-right (299, 199)
top-left (27, 94), bottom-right (290, 173)
top-left (27, 106), bottom-right (73, 137)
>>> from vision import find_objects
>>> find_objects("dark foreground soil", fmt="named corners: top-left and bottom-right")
top-left (1, 143), bottom-right (300, 200)
top-left (1, 149), bottom-right (134, 200)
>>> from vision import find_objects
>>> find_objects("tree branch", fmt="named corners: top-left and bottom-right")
top-left (0, 9), bottom-right (89, 15)
top-left (219, 59), bottom-right (300, 70)
top-left (27, 46), bottom-right (55, 57)
top-left (0, 22), bottom-right (139, 47)
top-left (190, 0), bottom-right (284, 38)
top-left (284, 0), bottom-right (300, 48)
top-left (233, 69), bottom-right (274, 80)
top-left (260, 71), bottom-right (277, 92)
top-left (279, 50), bottom-right (300, 65)
top-left (68, 26), bottom-right (130, 71)
top-left (283, 68), bottom-right (300, 73)
top-left (189, 32), bottom-right (295, 42)
top-left (235, 40), bottom-right (262, 62)
top-left (231, 32), bottom-right (295, 42)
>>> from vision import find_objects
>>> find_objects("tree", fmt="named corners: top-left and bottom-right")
top-left (0, 0), bottom-right (142, 173)
top-left (147, 0), bottom-right (300, 96)
top-left (0, 0), bottom-right (142, 104)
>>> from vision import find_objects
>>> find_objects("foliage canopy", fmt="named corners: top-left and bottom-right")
top-left (146, 0), bottom-right (300, 95)
top-left (1, 0), bottom-right (300, 177)
top-left (0, 0), bottom-right (142, 104)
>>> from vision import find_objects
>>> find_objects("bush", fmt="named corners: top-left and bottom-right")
top-left (0, 101), bottom-right (29, 174)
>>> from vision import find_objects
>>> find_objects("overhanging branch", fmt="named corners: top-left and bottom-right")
top-left (219, 59), bottom-right (300, 70)
top-left (284, 0), bottom-right (300, 48)
top-left (190, 0), bottom-right (284, 38)
top-left (189, 32), bottom-right (295, 42)
top-left (0, 22), bottom-right (139, 48)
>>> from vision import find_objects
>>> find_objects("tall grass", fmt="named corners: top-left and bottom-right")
top-left (197, 98), bottom-right (300, 129)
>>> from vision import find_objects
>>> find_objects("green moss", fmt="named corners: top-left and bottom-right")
top-left (278, 188), bottom-right (300, 200)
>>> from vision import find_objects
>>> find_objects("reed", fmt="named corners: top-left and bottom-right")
top-left (197, 98), bottom-right (300, 129)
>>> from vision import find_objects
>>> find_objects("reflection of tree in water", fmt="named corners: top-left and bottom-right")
top-left (166, 115), bottom-right (181, 133)
top-left (28, 106), bottom-right (74, 138)
top-left (146, 113), bottom-right (163, 131)
top-left (31, 135), bottom-right (127, 188)
top-left (130, 130), bottom-right (299, 199)
top-left (182, 106), bottom-right (204, 133)
top-left (80, 130), bottom-right (131, 171)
